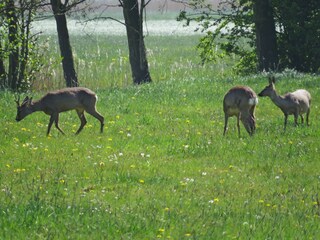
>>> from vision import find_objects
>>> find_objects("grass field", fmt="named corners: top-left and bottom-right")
top-left (1, 25), bottom-right (320, 239)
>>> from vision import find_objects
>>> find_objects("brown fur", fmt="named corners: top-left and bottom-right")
top-left (16, 87), bottom-right (105, 135)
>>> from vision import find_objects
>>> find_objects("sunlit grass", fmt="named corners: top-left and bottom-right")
top-left (1, 33), bottom-right (320, 239)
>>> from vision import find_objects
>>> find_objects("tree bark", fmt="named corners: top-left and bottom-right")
top-left (51, 0), bottom-right (78, 87)
top-left (122, 0), bottom-right (152, 84)
top-left (6, 0), bottom-right (19, 90)
top-left (0, 41), bottom-right (6, 87)
top-left (253, 0), bottom-right (278, 71)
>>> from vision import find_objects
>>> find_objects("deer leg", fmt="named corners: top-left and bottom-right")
top-left (293, 113), bottom-right (299, 127)
top-left (284, 114), bottom-right (288, 131)
top-left (75, 109), bottom-right (87, 135)
top-left (47, 115), bottom-right (55, 136)
top-left (300, 114), bottom-right (304, 124)
top-left (54, 113), bottom-right (65, 135)
top-left (237, 113), bottom-right (241, 138)
top-left (306, 109), bottom-right (310, 126)
top-left (86, 109), bottom-right (105, 133)
top-left (223, 114), bottom-right (228, 136)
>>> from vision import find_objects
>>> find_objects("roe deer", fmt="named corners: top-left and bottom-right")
top-left (258, 76), bottom-right (311, 130)
top-left (223, 86), bottom-right (258, 137)
top-left (15, 87), bottom-right (105, 135)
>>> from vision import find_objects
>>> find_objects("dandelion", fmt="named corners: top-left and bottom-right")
top-left (209, 198), bottom-right (219, 204)
top-left (180, 181), bottom-right (187, 186)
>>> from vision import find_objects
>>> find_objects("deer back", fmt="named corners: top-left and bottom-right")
top-left (223, 86), bottom-right (258, 115)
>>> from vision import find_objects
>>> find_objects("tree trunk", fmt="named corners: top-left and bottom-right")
top-left (6, 0), bottom-right (19, 90)
top-left (122, 0), bottom-right (152, 84)
top-left (0, 41), bottom-right (6, 87)
top-left (51, 0), bottom-right (78, 87)
top-left (253, 0), bottom-right (278, 72)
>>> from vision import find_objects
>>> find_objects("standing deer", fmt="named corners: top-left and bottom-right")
top-left (223, 86), bottom-right (258, 137)
top-left (258, 76), bottom-right (311, 130)
top-left (15, 87), bottom-right (105, 135)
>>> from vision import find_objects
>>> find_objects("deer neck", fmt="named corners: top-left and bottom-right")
top-left (31, 100), bottom-right (43, 112)
top-left (269, 90), bottom-right (286, 109)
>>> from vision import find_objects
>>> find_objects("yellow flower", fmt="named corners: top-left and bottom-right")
top-left (139, 179), bottom-right (145, 184)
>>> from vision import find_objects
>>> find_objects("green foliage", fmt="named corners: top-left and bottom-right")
top-left (0, 1), bottom-right (46, 91)
top-left (273, 0), bottom-right (320, 72)
top-left (178, 0), bottom-right (320, 74)
top-left (178, 0), bottom-right (257, 75)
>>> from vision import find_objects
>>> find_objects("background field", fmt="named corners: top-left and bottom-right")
top-left (1, 18), bottom-right (320, 239)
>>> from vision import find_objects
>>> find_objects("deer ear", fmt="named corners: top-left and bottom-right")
top-left (268, 76), bottom-right (276, 84)
top-left (15, 95), bottom-right (20, 106)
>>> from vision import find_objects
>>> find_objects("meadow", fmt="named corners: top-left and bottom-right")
top-left (1, 19), bottom-right (320, 239)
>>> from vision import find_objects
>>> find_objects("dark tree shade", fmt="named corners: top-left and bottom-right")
top-left (122, 0), bottom-right (152, 84)
top-left (253, 0), bottom-right (279, 71)
top-left (50, 0), bottom-right (79, 87)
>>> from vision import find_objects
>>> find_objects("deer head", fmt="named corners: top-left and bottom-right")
top-left (258, 76), bottom-right (276, 97)
top-left (16, 96), bottom-right (33, 122)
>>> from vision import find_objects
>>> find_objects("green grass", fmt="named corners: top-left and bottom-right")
top-left (1, 33), bottom-right (320, 239)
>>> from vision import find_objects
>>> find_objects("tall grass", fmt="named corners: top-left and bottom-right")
top-left (34, 33), bottom-right (232, 90)
top-left (1, 26), bottom-right (320, 239)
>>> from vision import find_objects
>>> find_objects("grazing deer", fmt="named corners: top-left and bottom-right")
top-left (223, 86), bottom-right (258, 137)
top-left (15, 87), bottom-right (105, 135)
top-left (258, 76), bottom-right (311, 130)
